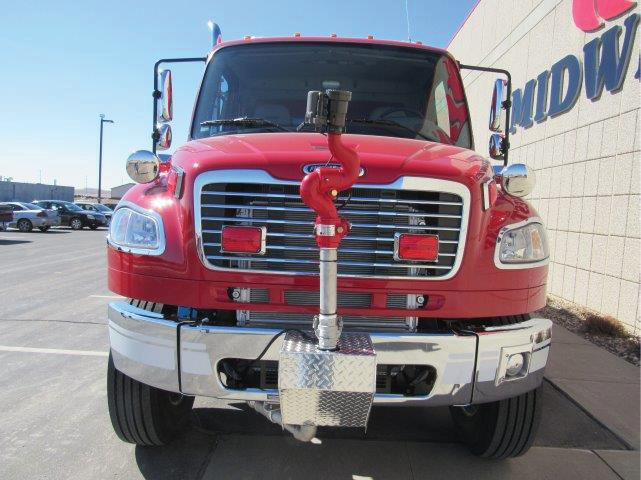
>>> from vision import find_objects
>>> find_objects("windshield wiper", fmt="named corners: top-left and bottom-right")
top-left (201, 117), bottom-right (290, 132)
top-left (347, 118), bottom-right (432, 141)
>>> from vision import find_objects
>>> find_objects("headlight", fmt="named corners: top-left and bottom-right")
top-left (86, 214), bottom-right (95, 220)
top-left (108, 206), bottom-right (164, 255)
top-left (496, 219), bottom-right (549, 267)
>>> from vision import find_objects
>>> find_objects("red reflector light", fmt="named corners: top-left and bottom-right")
top-left (394, 234), bottom-right (439, 261)
top-left (221, 226), bottom-right (266, 254)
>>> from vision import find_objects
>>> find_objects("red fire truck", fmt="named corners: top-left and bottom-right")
top-left (106, 29), bottom-right (551, 459)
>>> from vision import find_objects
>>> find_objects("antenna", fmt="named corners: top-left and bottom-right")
top-left (405, 0), bottom-right (411, 42)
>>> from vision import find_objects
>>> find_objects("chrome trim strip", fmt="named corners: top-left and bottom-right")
top-left (106, 201), bottom-right (167, 256)
top-left (203, 230), bottom-right (460, 244)
top-left (493, 217), bottom-right (550, 270)
top-left (201, 202), bottom-right (462, 219)
top-left (193, 169), bottom-right (471, 281)
top-left (172, 164), bottom-right (185, 199)
top-left (203, 190), bottom-right (463, 206)
top-left (201, 216), bottom-right (461, 231)
top-left (481, 178), bottom-right (492, 210)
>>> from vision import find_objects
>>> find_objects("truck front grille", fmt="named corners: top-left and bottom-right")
top-left (196, 172), bottom-right (468, 280)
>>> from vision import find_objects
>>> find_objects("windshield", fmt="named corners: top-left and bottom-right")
top-left (192, 42), bottom-right (471, 148)
top-left (93, 204), bottom-right (112, 212)
top-left (63, 203), bottom-right (83, 211)
top-left (21, 203), bottom-right (42, 210)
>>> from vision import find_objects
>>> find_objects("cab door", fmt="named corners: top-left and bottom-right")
top-left (51, 203), bottom-right (70, 226)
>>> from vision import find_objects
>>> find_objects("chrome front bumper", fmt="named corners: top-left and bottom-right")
top-left (108, 301), bottom-right (552, 406)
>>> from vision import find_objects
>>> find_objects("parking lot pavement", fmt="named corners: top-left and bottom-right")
top-left (0, 229), bottom-right (636, 479)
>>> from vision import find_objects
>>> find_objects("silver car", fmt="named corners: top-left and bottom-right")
top-left (0, 202), bottom-right (61, 232)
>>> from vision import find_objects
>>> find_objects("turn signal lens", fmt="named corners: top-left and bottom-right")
top-left (221, 226), bottom-right (266, 254)
top-left (394, 233), bottom-right (439, 261)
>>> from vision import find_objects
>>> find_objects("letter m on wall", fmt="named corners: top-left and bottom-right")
top-left (584, 13), bottom-right (640, 100)
top-left (510, 79), bottom-right (536, 133)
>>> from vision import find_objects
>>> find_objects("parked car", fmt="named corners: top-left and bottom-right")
top-left (0, 202), bottom-right (61, 232)
top-left (0, 204), bottom-right (13, 231)
top-left (32, 200), bottom-right (107, 230)
top-left (75, 202), bottom-right (113, 224)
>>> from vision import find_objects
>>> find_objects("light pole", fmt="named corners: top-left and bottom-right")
top-left (98, 114), bottom-right (114, 203)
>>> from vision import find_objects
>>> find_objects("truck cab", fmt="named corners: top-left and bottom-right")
top-left (106, 33), bottom-right (552, 459)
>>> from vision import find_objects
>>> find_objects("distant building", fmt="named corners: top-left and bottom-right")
top-left (0, 181), bottom-right (74, 202)
top-left (111, 183), bottom-right (135, 200)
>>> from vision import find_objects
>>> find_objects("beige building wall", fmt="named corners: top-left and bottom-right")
top-left (449, 0), bottom-right (641, 332)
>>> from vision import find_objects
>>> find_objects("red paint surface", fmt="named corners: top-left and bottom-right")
top-left (108, 129), bottom-right (548, 319)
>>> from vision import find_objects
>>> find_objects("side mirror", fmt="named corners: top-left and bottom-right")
top-left (489, 133), bottom-right (505, 160)
top-left (489, 78), bottom-right (506, 132)
top-left (499, 163), bottom-right (536, 198)
top-left (157, 69), bottom-right (173, 122)
top-left (126, 150), bottom-right (160, 183)
top-left (156, 124), bottom-right (172, 150)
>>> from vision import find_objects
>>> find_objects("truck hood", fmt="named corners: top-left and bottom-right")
top-left (173, 132), bottom-right (489, 185)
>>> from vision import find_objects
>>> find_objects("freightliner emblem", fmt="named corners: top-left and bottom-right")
top-left (303, 163), bottom-right (365, 177)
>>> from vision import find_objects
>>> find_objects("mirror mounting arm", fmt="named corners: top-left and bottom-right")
top-left (458, 62), bottom-right (512, 166)
top-left (151, 57), bottom-right (207, 154)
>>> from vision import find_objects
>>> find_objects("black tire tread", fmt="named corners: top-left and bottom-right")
top-left (107, 353), bottom-right (193, 446)
top-left (451, 386), bottom-right (541, 459)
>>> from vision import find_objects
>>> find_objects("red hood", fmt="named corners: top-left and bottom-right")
top-left (172, 133), bottom-right (489, 185)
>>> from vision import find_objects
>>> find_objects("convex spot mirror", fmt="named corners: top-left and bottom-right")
top-left (157, 69), bottom-right (173, 123)
top-left (499, 163), bottom-right (536, 198)
top-left (126, 150), bottom-right (160, 184)
top-left (489, 78), bottom-right (506, 133)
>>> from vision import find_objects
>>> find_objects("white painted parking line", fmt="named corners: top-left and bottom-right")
top-left (89, 295), bottom-right (124, 299)
top-left (0, 345), bottom-right (108, 357)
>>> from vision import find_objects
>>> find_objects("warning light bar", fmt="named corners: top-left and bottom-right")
top-left (393, 233), bottom-right (439, 261)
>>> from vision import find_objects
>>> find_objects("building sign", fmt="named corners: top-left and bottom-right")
top-left (510, 2), bottom-right (639, 133)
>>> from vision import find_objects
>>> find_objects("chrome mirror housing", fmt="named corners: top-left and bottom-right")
top-left (499, 163), bottom-right (536, 198)
top-left (157, 69), bottom-right (173, 122)
top-left (126, 150), bottom-right (160, 183)
top-left (156, 124), bottom-right (172, 150)
top-left (489, 78), bottom-right (506, 132)
top-left (489, 133), bottom-right (505, 160)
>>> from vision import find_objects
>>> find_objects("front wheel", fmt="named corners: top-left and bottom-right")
top-left (70, 218), bottom-right (83, 230)
top-left (449, 388), bottom-right (541, 459)
top-left (17, 219), bottom-right (33, 232)
top-left (107, 353), bottom-right (194, 446)
top-left (89, 224), bottom-right (98, 230)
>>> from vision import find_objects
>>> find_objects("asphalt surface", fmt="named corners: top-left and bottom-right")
top-left (0, 228), bottom-right (633, 479)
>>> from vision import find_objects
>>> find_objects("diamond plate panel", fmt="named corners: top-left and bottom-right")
top-left (279, 332), bottom-right (376, 427)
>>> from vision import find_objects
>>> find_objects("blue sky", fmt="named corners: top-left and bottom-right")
top-left (0, 0), bottom-right (476, 189)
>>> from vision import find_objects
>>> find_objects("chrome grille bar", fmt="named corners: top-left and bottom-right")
top-left (201, 216), bottom-right (462, 231)
top-left (194, 170), bottom-right (470, 281)
top-left (203, 190), bottom-right (463, 206)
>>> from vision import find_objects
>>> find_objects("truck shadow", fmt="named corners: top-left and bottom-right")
top-left (133, 381), bottom-right (628, 479)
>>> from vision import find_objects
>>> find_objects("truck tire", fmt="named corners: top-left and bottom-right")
top-left (107, 353), bottom-right (194, 446)
top-left (450, 387), bottom-right (541, 459)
